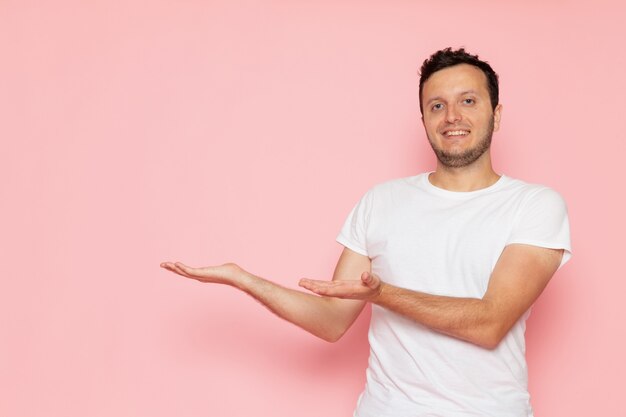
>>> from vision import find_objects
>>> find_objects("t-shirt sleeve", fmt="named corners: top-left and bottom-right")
top-left (506, 187), bottom-right (572, 268)
top-left (336, 191), bottom-right (372, 257)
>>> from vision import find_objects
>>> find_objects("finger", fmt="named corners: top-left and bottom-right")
top-left (299, 278), bottom-right (321, 287)
top-left (302, 280), bottom-right (364, 299)
top-left (298, 278), bottom-right (315, 287)
top-left (299, 279), bottom-right (340, 290)
top-left (174, 263), bottom-right (203, 280)
top-left (174, 262), bottom-right (201, 275)
top-left (299, 279), bottom-right (334, 295)
top-left (160, 262), bottom-right (182, 273)
top-left (299, 278), bottom-right (320, 291)
top-left (174, 262), bottom-right (191, 272)
top-left (361, 271), bottom-right (380, 288)
top-left (176, 262), bottom-right (212, 277)
top-left (161, 262), bottom-right (195, 279)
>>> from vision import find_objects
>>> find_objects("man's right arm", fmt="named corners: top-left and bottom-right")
top-left (160, 247), bottom-right (369, 342)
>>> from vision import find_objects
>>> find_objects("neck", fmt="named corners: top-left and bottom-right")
top-left (428, 153), bottom-right (500, 192)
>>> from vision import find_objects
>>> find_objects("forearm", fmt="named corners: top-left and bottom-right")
top-left (299, 246), bottom-right (563, 349)
top-left (374, 246), bottom-right (564, 348)
top-left (373, 284), bottom-right (501, 348)
top-left (300, 275), bottom-right (500, 347)
top-left (234, 270), bottom-right (362, 342)
top-left (162, 249), bottom-right (370, 342)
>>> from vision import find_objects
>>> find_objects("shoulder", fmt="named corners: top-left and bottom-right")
top-left (365, 173), bottom-right (428, 197)
top-left (503, 177), bottom-right (572, 265)
top-left (503, 176), bottom-right (568, 210)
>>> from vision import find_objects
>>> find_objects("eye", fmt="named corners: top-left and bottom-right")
top-left (431, 103), bottom-right (444, 111)
top-left (462, 98), bottom-right (475, 105)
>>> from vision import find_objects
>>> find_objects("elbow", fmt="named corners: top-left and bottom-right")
top-left (467, 301), bottom-right (512, 349)
top-left (321, 328), bottom-right (347, 343)
top-left (323, 334), bottom-right (342, 343)
top-left (317, 323), bottom-right (351, 343)
top-left (472, 324), bottom-right (508, 350)
top-left (475, 335), bottom-right (502, 350)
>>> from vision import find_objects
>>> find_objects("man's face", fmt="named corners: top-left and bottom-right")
top-left (421, 64), bottom-right (502, 168)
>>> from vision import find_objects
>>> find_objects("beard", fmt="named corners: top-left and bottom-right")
top-left (428, 116), bottom-right (494, 168)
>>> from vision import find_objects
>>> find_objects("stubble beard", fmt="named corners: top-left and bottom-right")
top-left (428, 116), bottom-right (495, 168)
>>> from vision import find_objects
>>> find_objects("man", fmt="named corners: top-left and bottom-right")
top-left (161, 48), bottom-right (571, 417)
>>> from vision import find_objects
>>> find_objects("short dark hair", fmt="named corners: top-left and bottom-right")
top-left (419, 47), bottom-right (499, 115)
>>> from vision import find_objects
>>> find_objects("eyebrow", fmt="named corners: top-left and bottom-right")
top-left (425, 90), bottom-right (479, 105)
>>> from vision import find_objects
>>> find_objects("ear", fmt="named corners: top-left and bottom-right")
top-left (493, 104), bottom-right (503, 132)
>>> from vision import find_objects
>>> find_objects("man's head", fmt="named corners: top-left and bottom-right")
top-left (419, 48), bottom-right (502, 168)
top-left (419, 48), bottom-right (499, 115)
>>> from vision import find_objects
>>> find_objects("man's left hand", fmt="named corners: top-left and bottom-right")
top-left (299, 272), bottom-right (382, 301)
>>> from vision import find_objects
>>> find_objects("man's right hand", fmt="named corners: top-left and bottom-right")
top-left (159, 248), bottom-right (371, 342)
top-left (160, 262), bottom-right (243, 286)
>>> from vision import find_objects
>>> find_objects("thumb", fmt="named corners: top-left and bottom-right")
top-left (361, 271), bottom-right (379, 288)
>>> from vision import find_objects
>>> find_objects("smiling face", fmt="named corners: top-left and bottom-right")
top-left (421, 64), bottom-right (502, 168)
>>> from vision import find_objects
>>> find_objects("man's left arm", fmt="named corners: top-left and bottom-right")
top-left (300, 243), bottom-right (563, 349)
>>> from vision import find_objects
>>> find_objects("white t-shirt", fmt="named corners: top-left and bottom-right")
top-left (337, 173), bottom-right (572, 417)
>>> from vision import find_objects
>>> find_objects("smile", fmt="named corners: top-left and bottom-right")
top-left (444, 130), bottom-right (470, 137)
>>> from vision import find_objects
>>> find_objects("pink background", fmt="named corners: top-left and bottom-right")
top-left (1, 1), bottom-right (624, 416)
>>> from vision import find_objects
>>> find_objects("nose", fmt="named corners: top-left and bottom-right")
top-left (445, 104), bottom-right (461, 123)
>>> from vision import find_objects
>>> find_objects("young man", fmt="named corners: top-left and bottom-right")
top-left (161, 48), bottom-right (571, 417)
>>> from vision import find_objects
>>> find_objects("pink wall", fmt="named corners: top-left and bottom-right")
top-left (1, 1), bottom-right (624, 416)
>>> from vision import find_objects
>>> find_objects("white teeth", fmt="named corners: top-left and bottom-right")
top-left (445, 130), bottom-right (469, 136)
